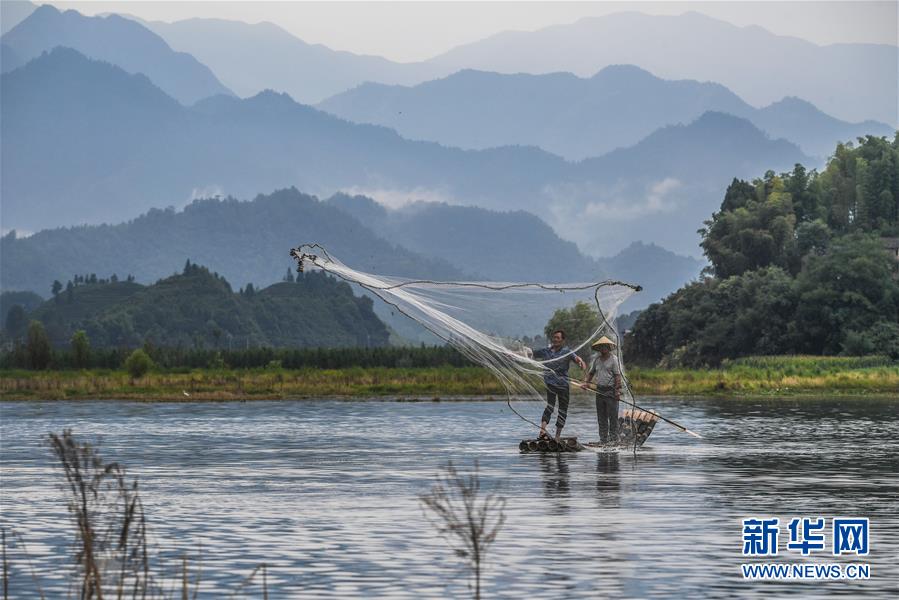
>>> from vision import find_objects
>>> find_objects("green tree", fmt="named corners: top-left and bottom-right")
top-left (700, 174), bottom-right (798, 278)
top-left (71, 330), bottom-right (91, 368)
top-left (544, 301), bottom-right (604, 359)
top-left (26, 320), bottom-right (52, 370)
top-left (124, 348), bottom-right (154, 379)
top-left (793, 234), bottom-right (899, 354)
top-left (51, 279), bottom-right (63, 297)
top-left (796, 219), bottom-right (832, 256)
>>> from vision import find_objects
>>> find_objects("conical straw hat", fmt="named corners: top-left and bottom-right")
top-left (591, 335), bottom-right (617, 349)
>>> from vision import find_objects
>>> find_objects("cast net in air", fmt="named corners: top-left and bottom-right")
top-left (290, 243), bottom-right (646, 448)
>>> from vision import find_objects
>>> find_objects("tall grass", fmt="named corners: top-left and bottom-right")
top-left (1, 356), bottom-right (896, 400)
top-left (629, 355), bottom-right (899, 395)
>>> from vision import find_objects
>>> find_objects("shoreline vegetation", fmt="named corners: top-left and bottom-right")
top-left (2, 356), bottom-right (897, 401)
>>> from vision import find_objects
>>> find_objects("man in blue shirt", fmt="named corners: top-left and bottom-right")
top-left (533, 329), bottom-right (587, 441)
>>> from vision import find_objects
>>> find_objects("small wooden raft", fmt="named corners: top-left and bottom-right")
top-left (519, 409), bottom-right (661, 453)
top-left (519, 437), bottom-right (581, 453)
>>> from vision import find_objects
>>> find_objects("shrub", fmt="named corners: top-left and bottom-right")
top-left (124, 349), bottom-right (154, 379)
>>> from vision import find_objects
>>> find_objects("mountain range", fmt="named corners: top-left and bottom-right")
top-left (1, 187), bottom-right (701, 311)
top-left (135, 10), bottom-right (897, 126)
top-left (0, 188), bottom-right (464, 296)
top-left (325, 194), bottom-right (701, 308)
top-left (141, 16), bottom-right (436, 105)
top-left (1, 4), bottom-right (232, 104)
top-left (427, 11), bottom-right (898, 127)
top-left (319, 66), bottom-right (893, 161)
top-left (1, 47), bottom-right (811, 257)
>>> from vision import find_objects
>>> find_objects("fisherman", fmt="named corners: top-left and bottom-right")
top-left (534, 330), bottom-right (587, 442)
top-left (586, 336), bottom-right (622, 444)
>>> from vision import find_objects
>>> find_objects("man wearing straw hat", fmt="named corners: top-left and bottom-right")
top-left (586, 335), bottom-right (622, 444)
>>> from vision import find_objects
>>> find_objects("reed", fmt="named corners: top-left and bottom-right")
top-left (1, 431), bottom-right (271, 599)
top-left (420, 460), bottom-right (506, 600)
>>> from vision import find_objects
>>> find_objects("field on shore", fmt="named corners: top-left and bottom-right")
top-left (1, 356), bottom-right (896, 400)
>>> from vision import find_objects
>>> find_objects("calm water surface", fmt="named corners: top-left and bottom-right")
top-left (1, 396), bottom-right (897, 598)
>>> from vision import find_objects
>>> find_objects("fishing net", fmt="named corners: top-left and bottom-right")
top-left (290, 243), bottom-right (646, 448)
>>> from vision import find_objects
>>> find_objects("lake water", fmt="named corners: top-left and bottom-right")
top-left (1, 396), bottom-right (897, 598)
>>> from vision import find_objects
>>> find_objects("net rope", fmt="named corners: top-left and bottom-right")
top-left (290, 243), bottom-right (651, 449)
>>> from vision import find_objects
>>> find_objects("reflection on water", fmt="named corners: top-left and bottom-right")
top-left (1, 397), bottom-right (898, 598)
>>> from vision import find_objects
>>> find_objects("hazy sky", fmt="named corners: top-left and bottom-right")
top-left (47, 1), bottom-right (898, 63)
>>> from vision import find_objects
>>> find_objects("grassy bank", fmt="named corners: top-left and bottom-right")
top-left (1, 356), bottom-right (897, 400)
top-left (0, 366), bottom-right (507, 400)
top-left (629, 355), bottom-right (899, 396)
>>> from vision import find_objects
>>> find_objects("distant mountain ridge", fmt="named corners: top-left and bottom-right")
top-left (1, 4), bottom-right (232, 103)
top-left (141, 11), bottom-right (896, 126)
top-left (319, 65), bottom-right (893, 160)
top-left (0, 188), bottom-right (464, 295)
top-left (142, 16), bottom-right (438, 104)
top-left (426, 11), bottom-right (898, 126)
top-left (326, 194), bottom-right (703, 309)
top-left (0, 1), bottom-right (36, 35)
top-left (1, 48), bottom-right (812, 257)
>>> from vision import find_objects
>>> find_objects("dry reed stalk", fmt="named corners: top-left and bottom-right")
top-left (48, 430), bottom-right (150, 599)
top-left (420, 460), bottom-right (505, 600)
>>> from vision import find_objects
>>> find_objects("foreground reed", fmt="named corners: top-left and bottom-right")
top-left (420, 460), bottom-right (506, 600)
top-left (1, 431), bottom-right (270, 599)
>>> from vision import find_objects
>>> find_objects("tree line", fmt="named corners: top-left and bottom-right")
top-left (625, 134), bottom-right (899, 366)
top-left (1, 321), bottom-right (471, 371)
top-left (2, 261), bottom-right (390, 350)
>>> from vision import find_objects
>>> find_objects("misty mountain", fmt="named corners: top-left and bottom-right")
top-left (1, 47), bottom-right (813, 257)
top-left (0, 1), bottom-right (35, 35)
top-left (320, 65), bottom-right (893, 160)
top-left (0, 188), bottom-right (464, 296)
top-left (427, 11), bottom-right (898, 127)
top-left (0, 43), bottom-right (24, 72)
top-left (602, 241), bottom-right (703, 308)
top-left (142, 16), bottom-right (437, 104)
top-left (750, 97), bottom-right (894, 159)
top-left (326, 194), bottom-right (703, 309)
top-left (326, 194), bottom-right (599, 282)
top-left (1, 4), bottom-right (232, 104)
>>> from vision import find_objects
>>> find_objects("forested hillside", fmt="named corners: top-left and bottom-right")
top-left (0, 188), bottom-right (463, 294)
top-left (626, 135), bottom-right (899, 365)
top-left (5, 263), bottom-right (389, 349)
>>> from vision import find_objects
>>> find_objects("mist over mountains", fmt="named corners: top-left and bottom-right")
top-left (1, 47), bottom-right (810, 257)
top-left (0, 4), bottom-right (893, 326)
top-left (326, 194), bottom-right (702, 310)
top-left (2, 188), bottom-right (700, 309)
top-left (1, 4), bottom-right (233, 104)
top-left (0, 188), bottom-right (464, 296)
top-left (320, 66), bottom-right (893, 161)
top-left (139, 9), bottom-right (896, 126)
top-left (427, 11), bottom-right (898, 127)
top-left (141, 16), bottom-right (437, 105)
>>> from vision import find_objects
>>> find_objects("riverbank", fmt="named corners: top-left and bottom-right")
top-left (2, 357), bottom-right (897, 400)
